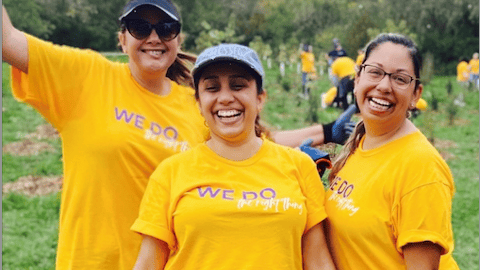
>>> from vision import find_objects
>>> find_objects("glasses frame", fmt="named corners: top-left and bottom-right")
top-left (122, 19), bottom-right (181, 41)
top-left (360, 64), bottom-right (419, 89)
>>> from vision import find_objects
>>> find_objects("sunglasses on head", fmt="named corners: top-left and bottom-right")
top-left (123, 19), bottom-right (181, 41)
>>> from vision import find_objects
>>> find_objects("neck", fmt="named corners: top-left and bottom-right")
top-left (129, 64), bottom-right (171, 96)
top-left (206, 135), bottom-right (263, 161)
top-left (362, 119), bottom-right (417, 150)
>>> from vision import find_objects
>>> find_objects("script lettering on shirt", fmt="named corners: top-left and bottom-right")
top-left (114, 107), bottom-right (190, 152)
top-left (328, 176), bottom-right (359, 216)
top-left (196, 187), bottom-right (303, 215)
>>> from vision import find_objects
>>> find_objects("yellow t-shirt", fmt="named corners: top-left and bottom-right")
top-left (469, 59), bottom-right (479, 74)
top-left (11, 34), bottom-right (207, 270)
top-left (323, 87), bottom-right (337, 105)
top-left (331, 56), bottom-right (356, 78)
top-left (325, 131), bottom-right (458, 269)
top-left (132, 139), bottom-right (328, 270)
top-left (416, 98), bottom-right (428, 111)
top-left (457, 61), bottom-right (469, 81)
top-left (355, 53), bottom-right (365, 66)
top-left (301, 51), bottom-right (316, 73)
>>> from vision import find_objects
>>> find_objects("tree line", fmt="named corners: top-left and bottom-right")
top-left (4, 0), bottom-right (479, 75)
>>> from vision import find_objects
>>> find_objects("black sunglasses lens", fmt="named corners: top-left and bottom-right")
top-left (154, 22), bottom-right (181, 41)
top-left (126, 20), bottom-right (152, 39)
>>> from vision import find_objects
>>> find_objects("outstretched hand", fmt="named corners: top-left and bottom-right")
top-left (324, 104), bottom-right (357, 145)
top-left (299, 139), bottom-right (332, 177)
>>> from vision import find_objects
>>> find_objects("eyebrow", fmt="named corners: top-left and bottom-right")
top-left (202, 74), bottom-right (251, 81)
top-left (367, 62), bottom-right (412, 74)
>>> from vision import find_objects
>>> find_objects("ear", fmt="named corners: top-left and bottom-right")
top-left (118, 32), bottom-right (127, 54)
top-left (257, 89), bottom-right (267, 113)
top-left (411, 83), bottom-right (423, 108)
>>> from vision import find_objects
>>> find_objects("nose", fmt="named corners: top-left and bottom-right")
top-left (145, 28), bottom-right (161, 43)
top-left (217, 87), bottom-right (235, 104)
top-left (376, 74), bottom-right (393, 93)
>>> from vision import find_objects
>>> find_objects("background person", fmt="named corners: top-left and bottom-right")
top-left (132, 43), bottom-right (336, 270)
top-left (469, 52), bottom-right (479, 89)
top-left (456, 57), bottom-right (469, 86)
top-left (325, 38), bottom-right (347, 87)
top-left (2, 0), bottom-right (355, 268)
top-left (300, 44), bottom-right (317, 97)
top-left (330, 56), bottom-right (356, 110)
top-left (325, 33), bottom-right (459, 269)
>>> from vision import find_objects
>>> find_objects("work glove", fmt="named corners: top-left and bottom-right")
top-left (299, 139), bottom-right (332, 177)
top-left (323, 104), bottom-right (357, 145)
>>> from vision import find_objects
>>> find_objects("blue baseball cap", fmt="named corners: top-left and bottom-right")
top-left (192, 44), bottom-right (265, 89)
top-left (119, 0), bottom-right (181, 22)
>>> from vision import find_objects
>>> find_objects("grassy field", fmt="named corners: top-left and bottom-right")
top-left (2, 58), bottom-right (479, 269)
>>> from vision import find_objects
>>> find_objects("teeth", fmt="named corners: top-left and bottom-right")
top-left (371, 97), bottom-right (391, 107)
top-left (145, 50), bottom-right (163, 56)
top-left (217, 110), bottom-right (241, 117)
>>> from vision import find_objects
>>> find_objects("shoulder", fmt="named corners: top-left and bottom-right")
top-left (264, 140), bottom-right (315, 166)
top-left (154, 144), bottom-right (203, 173)
top-left (398, 132), bottom-right (454, 188)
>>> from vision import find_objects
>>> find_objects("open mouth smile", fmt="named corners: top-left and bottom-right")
top-left (216, 109), bottom-right (243, 118)
top-left (141, 49), bottom-right (166, 56)
top-left (368, 97), bottom-right (393, 111)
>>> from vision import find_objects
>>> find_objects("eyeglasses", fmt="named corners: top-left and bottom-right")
top-left (360, 64), bottom-right (419, 90)
top-left (123, 19), bottom-right (181, 41)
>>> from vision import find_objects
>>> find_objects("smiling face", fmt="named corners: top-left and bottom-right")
top-left (197, 62), bottom-right (266, 145)
top-left (118, 6), bottom-right (179, 77)
top-left (354, 42), bottom-right (422, 132)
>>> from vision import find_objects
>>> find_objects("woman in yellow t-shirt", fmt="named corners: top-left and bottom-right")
top-left (132, 44), bottom-right (335, 270)
top-left (3, 1), bottom-right (356, 268)
top-left (457, 57), bottom-right (469, 83)
top-left (326, 33), bottom-right (459, 270)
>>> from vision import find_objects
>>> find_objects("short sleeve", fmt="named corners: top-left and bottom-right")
top-left (11, 34), bottom-right (104, 130)
top-left (393, 182), bottom-right (454, 255)
top-left (131, 163), bottom-right (177, 249)
top-left (298, 155), bottom-right (328, 232)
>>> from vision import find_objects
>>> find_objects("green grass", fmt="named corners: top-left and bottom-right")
top-left (2, 59), bottom-right (479, 269)
top-left (2, 193), bottom-right (60, 270)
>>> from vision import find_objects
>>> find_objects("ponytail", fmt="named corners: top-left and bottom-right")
top-left (328, 121), bottom-right (366, 183)
top-left (166, 51), bottom-right (197, 88)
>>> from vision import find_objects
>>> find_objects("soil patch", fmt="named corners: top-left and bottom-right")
top-left (434, 139), bottom-right (458, 149)
top-left (24, 124), bottom-right (59, 140)
top-left (2, 139), bottom-right (55, 156)
top-left (3, 176), bottom-right (63, 196)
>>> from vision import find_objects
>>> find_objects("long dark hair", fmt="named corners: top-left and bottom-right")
top-left (328, 33), bottom-right (422, 183)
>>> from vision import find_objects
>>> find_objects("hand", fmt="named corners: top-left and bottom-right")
top-left (324, 104), bottom-right (357, 145)
top-left (299, 139), bottom-right (332, 177)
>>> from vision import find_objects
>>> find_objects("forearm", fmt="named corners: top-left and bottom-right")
top-left (2, 5), bottom-right (29, 73)
top-left (302, 222), bottom-right (336, 270)
top-left (271, 124), bottom-right (325, 148)
top-left (133, 235), bottom-right (169, 270)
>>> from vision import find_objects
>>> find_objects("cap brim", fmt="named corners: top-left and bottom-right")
top-left (119, 3), bottom-right (179, 22)
top-left (192, 57), bottom-right (263, 90)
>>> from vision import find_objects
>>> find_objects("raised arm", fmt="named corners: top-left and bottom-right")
top-left (272, 104), bottom-right (357, 147)
top-left (2, 5), bottom-right (29, 73)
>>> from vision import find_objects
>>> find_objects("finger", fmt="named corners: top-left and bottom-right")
top-left (300, 138), bottom-right (314, 149)
top-left (340, 104), bottom-right (357, 121)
